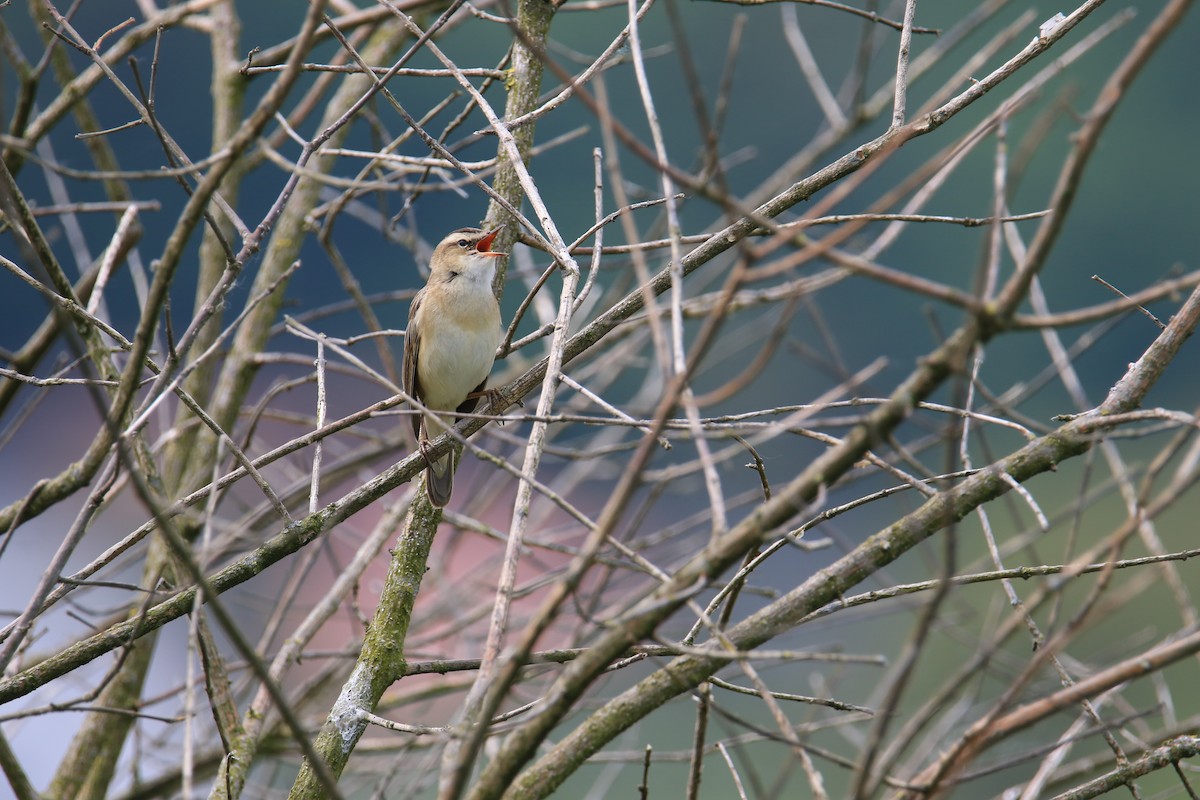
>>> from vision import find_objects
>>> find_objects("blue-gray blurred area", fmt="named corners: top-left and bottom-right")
top-left (2, 1), bottom-right (1197, 406)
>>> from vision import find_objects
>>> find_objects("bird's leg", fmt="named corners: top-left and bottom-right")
top-left (466, 387), bottom-right (519, 426)
top-left (418, 438), bottom-right (438, 469)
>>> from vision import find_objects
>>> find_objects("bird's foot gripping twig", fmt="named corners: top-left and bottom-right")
top-left (468, 387), bottom-right (520, 426)
top-left (418, 438), bottom-right (438, 470)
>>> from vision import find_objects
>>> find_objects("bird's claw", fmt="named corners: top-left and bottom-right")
top-left (468, 387), bottom-right (514, 426)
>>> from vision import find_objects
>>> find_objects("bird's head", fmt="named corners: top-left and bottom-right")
top-left (430, 227), bottom-right (505, 278)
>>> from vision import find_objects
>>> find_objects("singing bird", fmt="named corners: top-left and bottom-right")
top-left (403, 227), bottom-right (505, 506)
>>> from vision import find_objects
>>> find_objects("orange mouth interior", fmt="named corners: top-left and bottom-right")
top-left (477, 229), bottom-right (500, 253)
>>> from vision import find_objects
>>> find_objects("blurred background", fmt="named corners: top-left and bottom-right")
top-left (2, 0), bottom-right (1199, 797)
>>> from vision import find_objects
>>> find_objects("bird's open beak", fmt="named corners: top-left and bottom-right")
top-left (476, 229), bottom-right (504, 256)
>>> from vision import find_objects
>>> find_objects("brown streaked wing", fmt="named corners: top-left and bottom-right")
top-left (456, 378), bottom-right (486, 416)
top-left (402, 287), bottom-right (426, 439)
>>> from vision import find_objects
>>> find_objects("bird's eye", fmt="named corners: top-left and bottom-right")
top-left (457, 239), bottom-right (470, 248)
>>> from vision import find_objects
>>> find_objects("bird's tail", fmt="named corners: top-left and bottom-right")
top-left (422, 413), bottom-right (455, 507)
top-left (425, 450), bottom-right (453, 507)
